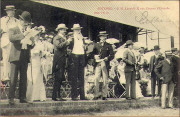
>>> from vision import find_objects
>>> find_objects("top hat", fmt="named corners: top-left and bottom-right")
top-left (55, 24), bottom-right (68, 31)
top-left (98, 31), bottom-right (108, 36)
top-left (19, 11), bottom-right (32, 23)
top-left (153, 45), bottom-right (160, 50)
top-left (71, 24), bottom-right (83, 30)
top-left (125, 40), bottom-right (133, 46)
top-left (4, 5), bottom-right (16, 11)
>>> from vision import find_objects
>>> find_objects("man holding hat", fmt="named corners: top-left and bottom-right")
top-left (123, 40), bottom-right (136, 100)
top-left (1, 5), bottom-right (18, 81)
top-left (92, 31), bottom-right (114, 100)
top-left (149, 45), bottom-right (164, 98)
top-left (52, 24), bottom-right (72, 101)
top-left (69, 24), bottom-right (87, 100)
top-left (8, 11), bottom-right (35, 105)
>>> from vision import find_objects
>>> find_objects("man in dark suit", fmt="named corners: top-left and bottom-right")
top-left (92, 31), bottom-right (114, 100)
top-left (155, 52), bottom-right (175, 109)
top-left (149, 45), bottom-right (164, 98)
top-left (8, 11), bottom-right (34, 105)
top-left (123, 40), bottom-right (136, 100)
top-left (52, 24), bottom-right (72, 101)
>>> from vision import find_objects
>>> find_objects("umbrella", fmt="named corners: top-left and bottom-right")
top-left (144, 51), bottom-right (154, 64)
top-left (115, 48), bottom-right (127, 59)
top-left (106, 38), bottom-right (120, 44)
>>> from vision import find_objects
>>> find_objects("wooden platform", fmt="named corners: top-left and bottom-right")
top-left (1, 97), bottom-right (179, 116)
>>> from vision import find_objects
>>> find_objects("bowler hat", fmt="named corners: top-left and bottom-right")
top-left (55, 24), bottom-right (68, 31)
top-left (71, 24), bottom-right (83, 30)
top-left (98, 31), bottom-right (108, 36)
top-left (153, 45), bottom-right (160, 50)
top-left (125, 40), bottom-right (133, 46)
top-left (4, 5), bottom-right (16, 11)
top-left (19, 11), bottom-right (32, 23)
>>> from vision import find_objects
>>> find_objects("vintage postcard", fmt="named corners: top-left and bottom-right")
top-left (0, 0), bottom-right (179, 116)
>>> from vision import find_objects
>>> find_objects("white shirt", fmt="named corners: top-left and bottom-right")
top-left (72, 33), bottom-right (84, 54)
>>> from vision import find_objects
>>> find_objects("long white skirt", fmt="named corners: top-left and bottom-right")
top-left (26, 56), bottom-right (46, 101)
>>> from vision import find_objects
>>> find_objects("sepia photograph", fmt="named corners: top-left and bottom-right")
top-left (0, 0), bottom-right (179, 116)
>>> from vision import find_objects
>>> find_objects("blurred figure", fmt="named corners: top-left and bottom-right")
top-left (1, 5), bottom-right (18, 81)
top-left (155, 52), bottom-right (174, 109)
top-left (123, 40), bottom-right (136, 100)
top-left (149, 45), bottom-right (164, 98)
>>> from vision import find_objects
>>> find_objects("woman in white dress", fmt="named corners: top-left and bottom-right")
top-left (26, 35), bottom-right (46, 102)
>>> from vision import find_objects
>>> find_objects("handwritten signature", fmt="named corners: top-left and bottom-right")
top-left (135, 11), bottom-right (171, 24)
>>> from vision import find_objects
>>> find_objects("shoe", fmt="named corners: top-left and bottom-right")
top-left (93, 97), bottom-right (98, 100)
top-left (126, 97), bottom-right (131, 100)
top-left (81, 98), bottom-right (89, 100)
top-left (9, 99), bottom-right (15, 105)
top-left (59, 98), bottom-right (66, 101)
top-left (161, 107), bottom-right (166, 109)
top-left (52, 98), bottom-right (58, 101)
top-left (72, 98), bottom-right (78, 101)
top-left (102, 97), bottom-right (107, 100)
top-left (20, 99), bottom-right (28, 103)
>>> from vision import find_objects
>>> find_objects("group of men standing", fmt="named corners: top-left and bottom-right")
top-left (52, 24), bottom-right (114, 101)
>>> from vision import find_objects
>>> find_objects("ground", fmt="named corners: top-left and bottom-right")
top-left (57, 107), bottom-right (179, 116)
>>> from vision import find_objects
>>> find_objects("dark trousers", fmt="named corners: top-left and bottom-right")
top-left (125, 71), bottom-right (136, 99)
top-left (151, 71), bottom-right (161, 97)
top-left (52, 57), bottom-right (66, 99)
top-left (70, 54), bottom-right (85, 99)
top-left (9, 60), bottom-right (28, 100)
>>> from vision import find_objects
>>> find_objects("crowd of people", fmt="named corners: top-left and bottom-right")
top-left (1, 5), bottom-right (179, 109)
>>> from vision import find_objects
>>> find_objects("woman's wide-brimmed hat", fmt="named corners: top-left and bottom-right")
top-left (55, 24), bottom-right (68, 31)
top-left (4, 5), bottom-right (16, 11)
top-left (71, 24), bottom-right (83, 30)
top-left (19, 11), bottom-right (32, 23)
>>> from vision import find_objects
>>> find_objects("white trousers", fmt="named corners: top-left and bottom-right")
top-left (2, 43), bottom-right (11, 81)
top-left (94, 61), bottom-right (108, 98)
top-left (161, 81), bottom-right (175, 108)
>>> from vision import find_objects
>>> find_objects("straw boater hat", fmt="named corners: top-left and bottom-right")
top-left (98, 31), bottom-right (108, 36)
top-left (4, 5), bottom-right (16, 11)
top-left (55, 24), bottom-right (68, 31)
top-left (71, 24), bottom-right (83, 30)
top-left (19, 11), bottom-right (32, 23)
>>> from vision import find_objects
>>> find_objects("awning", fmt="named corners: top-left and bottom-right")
top-left (31, 0), bottom-right (179, 37)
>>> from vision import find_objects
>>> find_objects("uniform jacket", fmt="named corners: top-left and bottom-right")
top-left (92, 42), bottom-right (114, 69)
top-left (154, 59), bottom-right (174, 84)
top-left (123, 49), bottom-right (136, 72)
top-left (8, 26), bottom-right (31, 63)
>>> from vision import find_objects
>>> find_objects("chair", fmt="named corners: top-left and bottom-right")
top-left (108, 82), bottom-right (117, 98)
top-left (1, 80), bottom-right (9, 99)
top-left (60, 81), bottom-right (71, 98)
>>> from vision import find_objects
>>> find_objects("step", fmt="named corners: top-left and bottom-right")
top-left (1, 97), bottom-right (179, 116)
